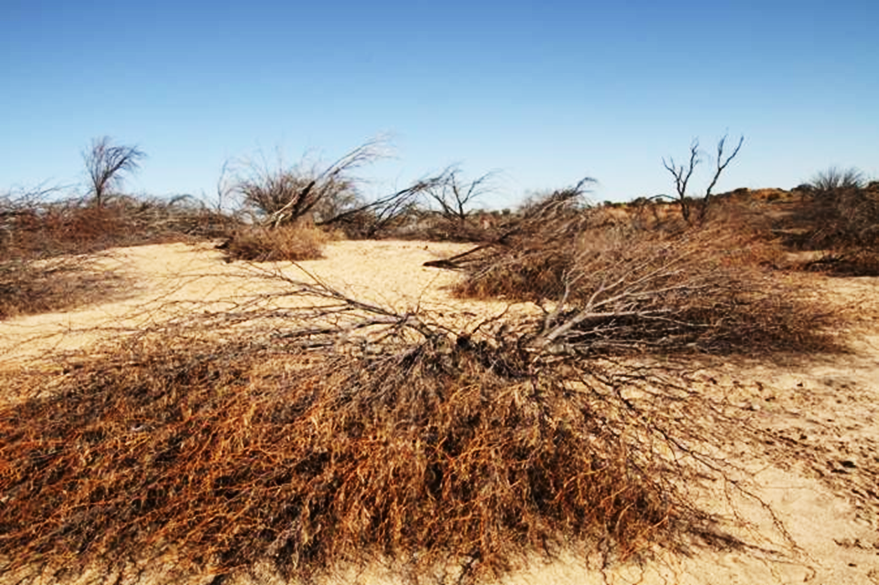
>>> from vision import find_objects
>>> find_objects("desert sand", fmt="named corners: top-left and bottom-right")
top-left (1, 240), bottom-right (877, 584)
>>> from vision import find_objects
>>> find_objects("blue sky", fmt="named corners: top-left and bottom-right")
top-left (1, 0), bottom-right (877, 208)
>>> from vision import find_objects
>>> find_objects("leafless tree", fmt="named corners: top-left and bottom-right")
top-left (424, 168), bottom-right (494, 224)
top-left (83, 136), bottom-right (146, 207)
top-left (662, 134), bottom-right (744, 225)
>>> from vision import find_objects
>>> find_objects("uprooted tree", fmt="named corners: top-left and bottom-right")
top-left (83, 136), bottom-right (146, 208)
top-left (662, 134), bottom-right (744, 225)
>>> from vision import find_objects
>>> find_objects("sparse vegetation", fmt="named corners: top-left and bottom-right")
top-left (0, 256), bottom-right (127, 320)
top-left (808, 166), bottom-right (865, 193)
top-left (0, 273), bottom-right (777, 584)
top-left (231, 139), bottom-right (386, 228)
top-left (0, 188), bottom-right (238, 319)
top-left (0, 137), bottom-right (871, 584)
top-left (439, 185), bottom-right (833, 356)
top-left (425, 169), bottom-right (491, 222)
top-left (778, 168), bottom-right (879, 274)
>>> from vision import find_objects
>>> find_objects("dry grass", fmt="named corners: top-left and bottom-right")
top-left (220, 224), bottom-right (329, 262)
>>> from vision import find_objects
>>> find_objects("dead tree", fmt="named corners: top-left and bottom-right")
top-left (83, 137), bottom-right (146, 208)
top-left (662, 134), bottom-right (743, 225)
top-left (424, 169), bottom-right (493, 224)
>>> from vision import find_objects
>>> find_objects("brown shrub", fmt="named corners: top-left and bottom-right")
top-left (220, 224), bottom-right (328, 262)
top-left (446, 202), bottom-right (834, 356)
top-left (0, 195), bottom-right (235, 319)
top-left (0, 319), bottom-right (754, 583)
top-left (2, 197), bottom-right (239, 261)
top-left (0, 203), bottom-right (833, 583)
top-left (0, 257), bottom-right (128, 320)
top-left (773, 172), bottom-right (879, 275)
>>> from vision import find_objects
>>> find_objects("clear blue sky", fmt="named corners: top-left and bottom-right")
top-left (2, 0), bottom-right (877, 207)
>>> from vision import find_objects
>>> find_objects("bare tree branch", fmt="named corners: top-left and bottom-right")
top-left (263, 138), bottom-right (388, 228)
top-left (316, 172), bottom-right (448, 238)
top-left (424, 168), bottom-right (494, 224)
top-left (699, 134), bottom-right (744, 222)
top-left (662, 134), bottom-right (744, 225)
top-left (662, 139), bottom-right (700, 224)
top-left (83, 137), bottom-right (146, 208)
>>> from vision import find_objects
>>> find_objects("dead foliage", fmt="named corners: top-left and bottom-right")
top-left (229, 140), bottom-right (387, 228)
top-left (0, 256), bottom-right (128, 320)
top-left (0, 193), bottom-right (237, 319)
top-left (225, 143), bottom-right (501, 243)
top-left (1, 196), bottom-right (238, 261)
top-left (219, 224), bottom-right (328, 262)
top-left (83, 137), bottom-right (146, 208)
top-left (0, 179), bottom-right (841, 582)
top-left (0, 274), bottom-right (770, 584)
top-left (316, 175), bottom-right (447, 240)
top-left (438, 190), bottom-right (836, 357)
top-left (793, 176), bottom-right (879, 275)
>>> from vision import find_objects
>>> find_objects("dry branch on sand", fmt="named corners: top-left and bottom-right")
top-left (438, 189), bottom-right (837, 357)
top-left (0, 270), bottom-right (787, 584)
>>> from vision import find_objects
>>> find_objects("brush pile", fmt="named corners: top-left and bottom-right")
top-left (0, 313), bottom-right (737, 584)
top-left (441, 189), bottom-right (833, 356)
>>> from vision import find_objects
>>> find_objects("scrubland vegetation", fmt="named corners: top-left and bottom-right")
top-left (0, 136), bottom-right (877, 583)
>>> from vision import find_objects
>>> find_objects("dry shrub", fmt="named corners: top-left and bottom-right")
top-left (780, 173), bottom-right (879, 275)
top-left (802, 248), bottom-right (879, 276)
top-left (0, 257), bottom-right (128, 320)
top-left (397, 213), bottom-right (505, 244)
top-left (221, 224), bottom-right (328, 262)
top-left (447, 197), bottom-right (834, 356)
top-left (2, 197), bottom-right (238, 261)
top-left (0, 193), bottom-right (837, 582)
top-left (0, 271), bottom-right (770, 584)
top-left (0, 195), bottom-right (232, 319)
top-left (229, 140), bottom-right (386, 228)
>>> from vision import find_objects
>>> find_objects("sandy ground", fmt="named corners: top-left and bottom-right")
top-left (2, 240), bottom-right (878, 584)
